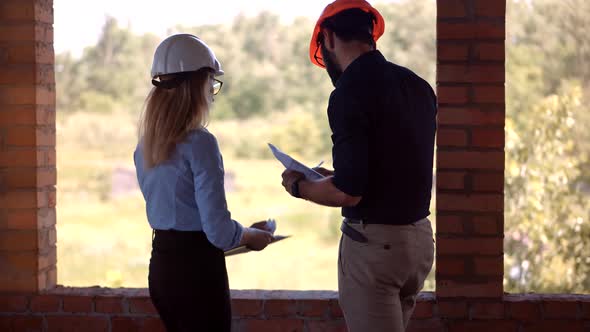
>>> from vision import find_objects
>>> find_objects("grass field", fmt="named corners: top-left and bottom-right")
top-left (56, 113), bottom-right (435, 291)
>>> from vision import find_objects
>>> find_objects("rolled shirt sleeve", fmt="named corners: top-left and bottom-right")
top-left (328, 90), bottom-right (370, 197)
top-left (189, 131), bottom-right (244, 250)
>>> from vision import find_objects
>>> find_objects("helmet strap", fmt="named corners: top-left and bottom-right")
top-left (152, 72), bottom-right (191, 89)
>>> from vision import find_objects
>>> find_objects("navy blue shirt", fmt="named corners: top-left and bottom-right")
top-left (328, 50), bottom-right (437, 225)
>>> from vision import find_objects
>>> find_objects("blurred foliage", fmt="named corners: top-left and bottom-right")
top-left (505, 85), bottom-right (589, 292)
top-left (505, 0), bottom-right (590, 293)
top-left (56, 17), bottom-right (158, 115)
top-left (55, 0), bottom-right (589, 292)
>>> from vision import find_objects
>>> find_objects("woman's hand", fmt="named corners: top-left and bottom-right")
top-left (250, 220), bottom-right (273, 232)
top-left (240, 228), bottom-right (273, 251)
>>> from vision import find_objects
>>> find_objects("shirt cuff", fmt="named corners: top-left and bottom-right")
top-left (230, 220), bottom-right (245, 250)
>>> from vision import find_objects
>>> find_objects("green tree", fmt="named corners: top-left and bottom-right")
top-left (376, 0), bottom-right (436, 86)
top-left (56, 17), bottom-right (158, 114)
top-left (505, 0), bottom-right (590, 292)
top-left (505, 84), bottom-right (590, 292)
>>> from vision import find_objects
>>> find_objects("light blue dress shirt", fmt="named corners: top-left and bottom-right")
top-left (134, 128), bottom-right (244, 250)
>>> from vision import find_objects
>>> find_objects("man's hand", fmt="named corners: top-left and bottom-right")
top-left (313, 167), bottom-right (334, 177)
top-left (282, 171), bottom-right (363, 207)
top-left (281, 170), bottom-right (305, 196)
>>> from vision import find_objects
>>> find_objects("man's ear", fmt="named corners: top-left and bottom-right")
top-left (322, 29), bottom-right (336, 52)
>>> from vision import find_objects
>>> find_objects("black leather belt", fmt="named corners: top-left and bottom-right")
top-left (340, 220), bottom-right (368, 243)
top-left (343, 218), bottom-right (367, 224)
top-left (345, 217), bottom-right (424, 226)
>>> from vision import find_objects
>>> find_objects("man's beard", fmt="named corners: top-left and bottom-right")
top-left (321, 44), bottom-right (343, 87)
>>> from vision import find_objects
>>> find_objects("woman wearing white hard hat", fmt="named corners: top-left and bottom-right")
top-left (134, 34), bottom-right (274, 331)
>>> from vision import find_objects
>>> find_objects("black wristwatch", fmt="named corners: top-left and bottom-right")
top-left (291, 179), bottom-right (302, 198)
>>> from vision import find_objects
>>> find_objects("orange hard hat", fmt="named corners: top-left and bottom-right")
top-left (309, 0), bottom-right (385, 68)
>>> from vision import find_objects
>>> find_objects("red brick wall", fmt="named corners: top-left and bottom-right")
top-left (436, 0), bottom-right (505, 298)
top-left (0, 0), bottom-right (57, 293)
top-left (1, 0), bottom-right (589, 331)
top-left (1, 289), bottom-right (590, 332)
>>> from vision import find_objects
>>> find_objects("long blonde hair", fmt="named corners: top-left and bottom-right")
top-left (139, 68), bottom-right (212, 169)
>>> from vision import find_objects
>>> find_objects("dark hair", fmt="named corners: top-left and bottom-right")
top-left (320, 8), bottom-right (376, 47)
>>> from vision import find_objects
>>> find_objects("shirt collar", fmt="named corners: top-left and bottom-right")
top-left (336, 50), bottom-right (386, 89)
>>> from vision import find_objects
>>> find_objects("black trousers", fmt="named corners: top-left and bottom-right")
top-left (149, 229), bottom-right (231, 332)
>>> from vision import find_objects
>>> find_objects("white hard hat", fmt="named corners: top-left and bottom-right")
top-left (150, 34), bottom-right (224, 79)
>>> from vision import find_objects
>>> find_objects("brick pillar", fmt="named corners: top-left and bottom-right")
top-left (435, 0), bottom-right (506, 298)
top-left (0, 0), bottom-right (56, 292)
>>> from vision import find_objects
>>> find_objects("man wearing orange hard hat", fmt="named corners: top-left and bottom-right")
top-left (281, 1), bottom-right (436, 331)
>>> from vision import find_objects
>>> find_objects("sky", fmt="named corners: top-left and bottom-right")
top-left (53, 0), bottom-right (344, 56)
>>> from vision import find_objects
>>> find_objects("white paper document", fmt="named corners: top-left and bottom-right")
top-left (267, 143), bottom-right (325, 181)
top-left (224, 218), bottom-right (291, 257)
top-left (224, 235), bottom-right (291, 257)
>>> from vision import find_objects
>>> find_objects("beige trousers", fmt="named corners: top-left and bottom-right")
top-left (338, 219), bottom-right (434, 332)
